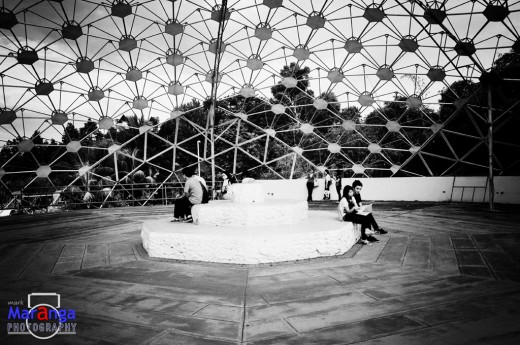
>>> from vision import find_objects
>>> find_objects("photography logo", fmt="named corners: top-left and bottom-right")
top-left (7, 292), bottom-right (77, 339)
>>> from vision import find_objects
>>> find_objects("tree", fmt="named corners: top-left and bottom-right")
top-left (438, 80), bottom-right (479, 122)
top-left (157, 99), bottom-right (208, 172)
top-left (79, 118), bottom-right (98, 140)
top-left (271, 63), bottom-right (311, 102)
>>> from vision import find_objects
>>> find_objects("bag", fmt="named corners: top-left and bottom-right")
top-left (199, 182), bottom-right (209, 204)
top-left (313, 178), bottom-right (318, 187)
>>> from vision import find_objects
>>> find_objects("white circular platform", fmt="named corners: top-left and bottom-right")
top-left (191, 200), bottom-right (308, 227)
top-left (141, 210), bottom-right (360, 264)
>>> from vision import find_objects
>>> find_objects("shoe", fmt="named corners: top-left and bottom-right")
top-left (365, 229), bottom-right (375, 236)
top-left (170, 218), bottom-right (181, 222)
top-left (183, 218), bottom-right (193, 223)
top-left (359, 239), bottom-right (370, 245)
top-left (367, 235), bottom-right (380, 243)
top-left (376, 228), bottom-right (388, 235)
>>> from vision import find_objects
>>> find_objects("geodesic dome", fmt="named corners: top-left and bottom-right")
top-left (1, 0), bottom-right (519, 202)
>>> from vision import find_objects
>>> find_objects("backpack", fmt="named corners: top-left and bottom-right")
top-left (199, 182), bottom-right (209, 204)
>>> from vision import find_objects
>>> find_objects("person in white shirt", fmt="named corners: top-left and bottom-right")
top-left (217, 171), bottom-right (235, 200)
top-left (323, 169), bottom-right (332, 200)
top-left (172, 166), bottom-right (207, 222)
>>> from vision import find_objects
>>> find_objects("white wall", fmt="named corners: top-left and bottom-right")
top-left (490, 176), bottom-right (520, 204)
top-left (336, 177), bottom-right (454, 202)
top-left (256, 176), bottom-right (520, 204)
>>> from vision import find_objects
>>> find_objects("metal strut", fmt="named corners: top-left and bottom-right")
top-left (208, 0), bottom-right (228, 198)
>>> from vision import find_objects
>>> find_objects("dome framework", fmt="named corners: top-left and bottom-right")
top-left (0, 0), bottom-right (519, 209)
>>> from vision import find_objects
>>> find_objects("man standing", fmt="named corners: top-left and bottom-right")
top-left (334, 171), bottom-right (342, 201)
top-left (172, 166), bottom-right (207, 222)
top-left (352, 180), bottom-right (388, 235)
top-left (306, 172), bottom-right (317, 201)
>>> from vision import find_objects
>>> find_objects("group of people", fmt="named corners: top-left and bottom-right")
top-left (307, 171), bottom-right (388, 245)
top-left (173, 168), bottom-right (388, 246)
top-left (339, 180), bottom-right (388, 245)
top-left (306, 169), bottom-right (343, 202)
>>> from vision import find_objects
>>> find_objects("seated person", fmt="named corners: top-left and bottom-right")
top-left (217, 171), bottom-right (236, 200)
top-left (172, 166), bottom-right (208, 222)
top-left (339, 185), bottom-right (379, 244)
top-left (352, 180), bottom-right (388, 234)
top-left (83, 191), bottom-right (93, 208)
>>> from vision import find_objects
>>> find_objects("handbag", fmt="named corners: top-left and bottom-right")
top-left (313, 178), bottom-right (319, 187)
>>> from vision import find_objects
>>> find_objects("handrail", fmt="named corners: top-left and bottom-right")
top-left (0, 181), bottom-right (223, 213)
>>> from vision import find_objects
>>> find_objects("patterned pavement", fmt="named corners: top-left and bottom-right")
top-left (1, 202), bottom-right (519, 344)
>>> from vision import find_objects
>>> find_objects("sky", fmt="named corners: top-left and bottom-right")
top-left (0, 0), bottom-right (519, 143)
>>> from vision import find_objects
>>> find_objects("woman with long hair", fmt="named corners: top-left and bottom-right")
top-left (218, 170), bottom-right (236, 200)
top-left (339, 185), bottom-right (379, 244)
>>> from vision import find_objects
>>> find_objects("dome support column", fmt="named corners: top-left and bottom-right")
top-left (208, 0), bottom-right (228, 198)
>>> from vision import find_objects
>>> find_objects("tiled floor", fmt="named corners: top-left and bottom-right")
top-left (1, 202), bottom-right (519, 344)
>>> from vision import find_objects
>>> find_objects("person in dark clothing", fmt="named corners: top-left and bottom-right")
top-left (339, 185), bottom-right (378, 244)
top-left (334, 171), bottom-right (342, 201)
top-left (352, 180), bottom-right (388, 235)
top-left (306, 173), bottom-right (317, 201)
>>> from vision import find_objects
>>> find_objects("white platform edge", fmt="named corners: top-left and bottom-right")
top-left (141, 211), bottom-right (360, 264)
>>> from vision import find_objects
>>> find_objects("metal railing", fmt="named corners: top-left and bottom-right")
top-left (0, 181), bottom-right (222, 215)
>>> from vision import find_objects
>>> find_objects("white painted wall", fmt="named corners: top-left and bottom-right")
top-left (490, 176), bottom-right (520, 204)
top-left (255, 176), bottom-right (520, 204)
top-left (336, 177), bottom-right (454, 202)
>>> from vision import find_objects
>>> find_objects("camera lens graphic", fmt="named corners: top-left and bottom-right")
top-left (25, 304), bottom-right (62, 340)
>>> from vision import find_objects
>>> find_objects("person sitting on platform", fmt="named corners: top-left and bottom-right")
top-left (339, 185), bottom-right (379, 244)
top-left (217, 171), bottom-right (236, 200)
top-left (352, 180), bottom-right (388, 235)
top-left (172, 166), bottom-right (208, 222)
